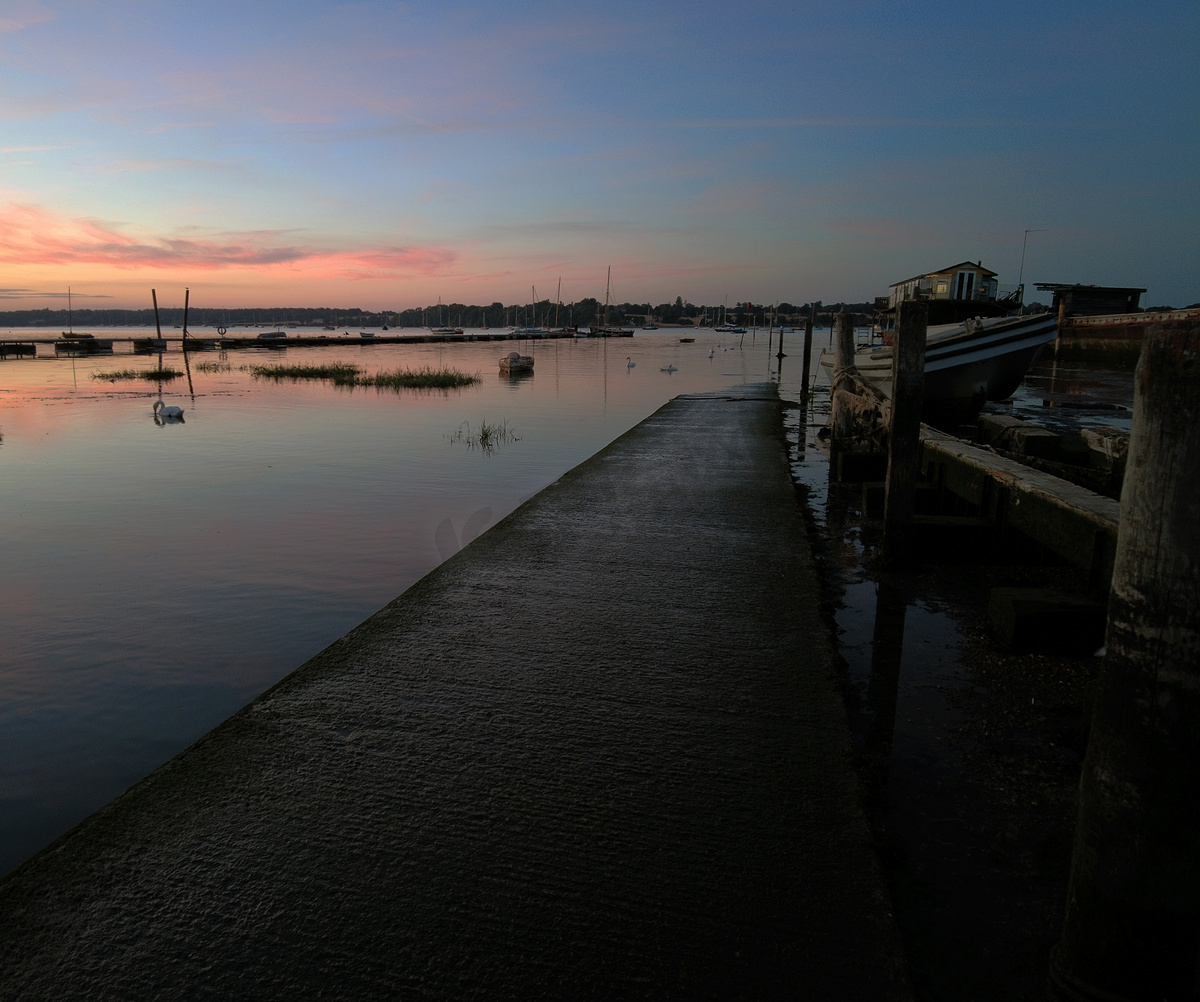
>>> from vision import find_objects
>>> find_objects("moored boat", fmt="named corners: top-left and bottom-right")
top-left (499, 351), bottom-right (534, 375)
top-left (820, 312), bottom-right (1058, 425)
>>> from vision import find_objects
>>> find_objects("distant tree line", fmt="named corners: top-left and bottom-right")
top-left (0, 299), bottom-right (880, 329)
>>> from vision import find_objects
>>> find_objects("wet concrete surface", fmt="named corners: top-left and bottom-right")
top-left (0, 385), bottom-right (910, 1000)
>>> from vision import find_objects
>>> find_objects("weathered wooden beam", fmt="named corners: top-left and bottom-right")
top-left (920, 428), bottom-right (1119, 585)
top-left (1052, 322), bottom-right (1200, 1001)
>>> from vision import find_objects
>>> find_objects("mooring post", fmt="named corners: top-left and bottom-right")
top-left (1050, 321), bottom-right (1200, 1002)
top-left (827, 311), bottom-right (856, 474)
top-left (798, 307), bottom-right (815, 427)
top-left (151, 288), bottom-right (162, 340)
top-left (882, 300), bottom-right (927, 557)
top-left (835, 311), bottom-right (853, 369)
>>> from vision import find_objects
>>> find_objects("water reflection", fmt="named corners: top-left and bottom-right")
top-left (1007, 353), bottom-right (1135, 432)
top-left (0, 328), bottom-right (786, 874)
top-left (866, 579), bottom-right (908, 761)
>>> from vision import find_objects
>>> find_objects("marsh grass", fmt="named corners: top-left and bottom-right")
top-left (194, 361), bottom-right (232, 373)
top-left (362, 367), bottom-right (480, 389)
top-left (246, 363), bottom-right (361, 384)
top-left (92, 368), bottom-right (183, 382)
top-left (245, 363), bottom-right (478, 391)
top-left (448, 419), bottom-right (520, 455)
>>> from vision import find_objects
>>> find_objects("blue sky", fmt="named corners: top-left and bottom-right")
top-left (1, 0), bottom-right (1196, 310)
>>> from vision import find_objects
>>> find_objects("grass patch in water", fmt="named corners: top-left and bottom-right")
top-left (362, 367), bottom-right (480, 389)
top-left (448, 419), bottom-right (520, 455)
top-left (247, 363), bottom-right (361, 385)
top-left (245, 363), bottom-right (478, 391)
top-left (194, 361), bottom-right (231, 373)
top-left (92, 368), bottom-right (183, 382)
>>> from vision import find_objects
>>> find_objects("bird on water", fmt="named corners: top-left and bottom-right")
top-left (153, 400), bottom-right (185, 423)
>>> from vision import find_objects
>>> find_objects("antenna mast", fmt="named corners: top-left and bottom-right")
top-left (1018, 228), bottom-right (1046, 305)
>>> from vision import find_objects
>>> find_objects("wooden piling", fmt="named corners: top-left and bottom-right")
top-left (799, 308), bottom-right (814, 427)
top-left (151, 289), bottom-right (163, 340)
top-left (829, 311), bottom-right (855, 464)
top-left (882, 301), bottom-right (927, 555)
top-left (1050, 322), bottom-right (1200, 1002)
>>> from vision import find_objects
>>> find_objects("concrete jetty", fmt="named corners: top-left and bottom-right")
top-left (0, 385), bottom-right (910, 1000)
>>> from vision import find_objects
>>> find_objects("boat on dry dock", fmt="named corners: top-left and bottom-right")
top-left (820, 311), bottom-right (1059, 424)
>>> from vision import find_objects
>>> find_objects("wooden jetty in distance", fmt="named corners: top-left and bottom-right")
top-left (0, 326), bottom-right (638, 357)
top-left (0, 328), bottom-right (631, 359)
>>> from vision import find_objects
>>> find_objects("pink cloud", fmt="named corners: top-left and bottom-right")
top-left (0, 203), bottom-right (456, 278)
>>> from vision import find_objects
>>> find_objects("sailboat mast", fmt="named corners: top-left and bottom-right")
top-left (604, 266), bottom-right (611, 329)
top-left (555, 277), bottom-right (561, 330)
top-left (67, 286), bottom-right (72, 334)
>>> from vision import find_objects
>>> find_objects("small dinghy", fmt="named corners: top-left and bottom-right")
top-left (499, 351), bottom-right (534, 375)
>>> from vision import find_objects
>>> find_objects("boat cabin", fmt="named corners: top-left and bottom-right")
top-left (884, 261), bottom-right (1017, 325)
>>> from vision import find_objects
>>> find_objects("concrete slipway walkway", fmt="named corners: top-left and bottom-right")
top-left (0, 385), bottom-right (910, 1001)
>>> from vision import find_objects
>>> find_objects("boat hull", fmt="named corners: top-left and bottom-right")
top-left (499, 352), bottom-right (534, 376)
top-left (822, 313), bottom-right (1058, 425)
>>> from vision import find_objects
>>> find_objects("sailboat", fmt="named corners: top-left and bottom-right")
top-left (513, 285), bottom-right (548, 336)
top-left (596, 267), bottom-right (633, 336)
top-left (429, 297), bottom-right (460, 335)
top-left (56, 287), bottom-right (113, 353)
top-left (61, 287), bottom-right (92, 339)
top-left (713, 295), bottom-right (745, 334)
top-left (546, 278), bottom-right (571, 335)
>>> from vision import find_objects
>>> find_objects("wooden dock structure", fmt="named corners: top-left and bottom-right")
top-left (0, 329), bottom-right (630, 358)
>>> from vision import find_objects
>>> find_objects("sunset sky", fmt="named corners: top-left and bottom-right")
top-left (1, 0), bottom-right (1196, 312)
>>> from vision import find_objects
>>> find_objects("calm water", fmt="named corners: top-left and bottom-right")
top-left (0, 326), bottom-right (817, 874)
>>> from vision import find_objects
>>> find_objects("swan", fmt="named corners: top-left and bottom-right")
top-left (626, 357), bottom-right (635, 368)
top-left (708, 348), bottom-right (715, 358)
top-left (660, 364), bottom-right (677, 373)
top-left (153, 400), bottom-right (184, 421)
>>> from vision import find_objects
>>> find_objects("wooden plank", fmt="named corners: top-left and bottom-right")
top-left (920, 426), bottom-right (1120, 582)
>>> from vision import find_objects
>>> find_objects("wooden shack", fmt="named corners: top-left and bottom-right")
top-left (884, 261), bottom-right (1019, 325)
top-left (1034, 283), bottom-right (1145, 319)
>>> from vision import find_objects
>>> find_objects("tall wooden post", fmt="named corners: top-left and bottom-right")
top-left (799, 307), bottom-right (815, 426)
top-left (835, 311), bottom-right (854, 368)
top-left (828, 312), bottom-right (856, 469)
top-left (883, 301), bottom-right (927, 551)
top-left (1051, 322), bottom-right (1200, 1002)
top-left (151, 289), bottom-right (163, 340)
